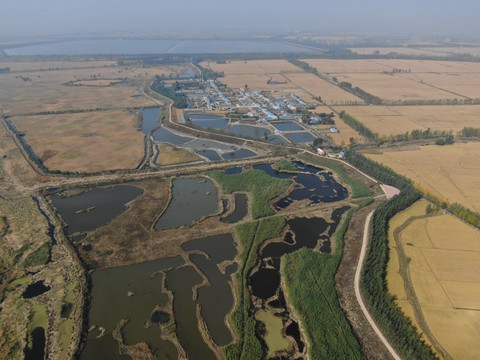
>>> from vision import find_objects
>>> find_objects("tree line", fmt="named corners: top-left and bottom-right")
top-left (345, 150), bottom-right (439, 359)
top-left (337, 81), bottom-right (382, 105)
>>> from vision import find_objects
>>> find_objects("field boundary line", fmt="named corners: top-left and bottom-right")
top-left (354, 210), bottom-right (402, 360)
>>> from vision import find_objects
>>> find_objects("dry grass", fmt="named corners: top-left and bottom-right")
top-left (11, 110), bottom-right (145, 172)
top-left (283, 73), bottom-right (363, 104)
top-left (0, 60), bottom-right (116, 72)
top-left (397, 213), bottom-right (480, 359)
top-left (155, 143), bottom-right (200, 165)
top-left (0, 62), bottom-right (184, 114)
top-left (366, 142), bottom-right (480, 211)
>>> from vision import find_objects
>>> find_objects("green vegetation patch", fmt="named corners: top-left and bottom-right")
top-left (223, 217), bottom-right (285, 360)
top-left (209, 170), bottom-right (292, 219)
top-left (298, 154), bottom-right (371, 198)
top-left (273, 160), bottom-right (297, 171)
top-left (10, 276), bottom-right (32, 288)
top-left (284, 248), bottom-right (365, 359)
top-left (21, 242), bottom-right (51, 268)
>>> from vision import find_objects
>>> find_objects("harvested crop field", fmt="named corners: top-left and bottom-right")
top-left (283, 72), bottom-right (363, 104)
top-left (333, 106), bottom-right (423, 136)
top-left (11, 110), bottom-right (144, 172)
top-left (397, 212), bottom-right (480, 359)
top-left (200, 59), bottom-right (304, 75)
top-left (334, 105), bottom-right (480, 136)
top-left (386, 200), bottom-right (433, 347)
top-left (201, 59), bottom-right (303, 90)
top-left (333, 73), bottom-right (454, 101)
top-left (366, 142), bottom-right (480, 211)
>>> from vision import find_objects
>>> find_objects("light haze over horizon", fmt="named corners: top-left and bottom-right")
top-left (1, 0), bottom-right (479, 40)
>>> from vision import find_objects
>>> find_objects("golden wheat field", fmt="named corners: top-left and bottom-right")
top-left (11, 110), bottom-right (145, 172)
top-left (333, 105), bottom-right (480, 136)
top-left (283, 72), bottom-right (363, 104)
top-left (386, 200), bottom-right (431, 342)
top-left (398, 213), bottom-right (480, 359)
top-left (367, 142), bottom-right (480, 212)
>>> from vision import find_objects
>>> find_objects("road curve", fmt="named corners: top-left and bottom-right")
top-left (354, 210), bottom-right (403, 360)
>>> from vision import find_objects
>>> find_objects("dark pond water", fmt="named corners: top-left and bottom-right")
top-left (23, 281), bottom-right (50, 299)
top-left (261, 217), bottom-right (330, 259)
top-left (221, 193), bottom-right (248, 223)
top-left (154, 178), bottom-right (218, 230)
top-left (182, 234), bottom-right (237, 346)
top-left (196, 149), bottom-right (222, 161)
top-left (272, 121), bottom-right (303, 132)
top-left (250, 207), bottom-right (350, 301)
top-left (225, 167), bottom-right (242, 175)
top-left (80, 256), bottom-right (183, 360)
top-left (152, 127), bottom-right (192, 145)
top-left (285, 132), bottom-right (316, 143)
top-left (24, 327), bottom-right (45, 360)
top-left (222, 148), bottom-right (257, 160)
top-left (150, 310), bottom-right (170, 325)
top-left (226, 124), bottom-right (271, 139)
top-left (253, 162), bottom-right (348, 209)
top-left (250, 268), bottom-right (280, 300)
top-left (190, 114), bottom-right (229, 129)
top-left (166, 266), bottom-right (216, 360)
top-left (6, 39), bottom-right (314, 56)
top-left (139, 107), bottom-right (161, 135)
top-left (50, 185), bottom-right (142, 235)
top-left (286, 321), bottom-right (304, 353)
top-left (267, 135), bottom-right (289, 144)
top-left (61, 303), bottom-right (73, 319)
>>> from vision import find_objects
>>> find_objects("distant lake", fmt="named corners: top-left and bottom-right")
top-left (5, 39), bottom-right (315, 56)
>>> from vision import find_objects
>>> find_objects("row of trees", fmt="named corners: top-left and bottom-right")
top-left (339, 110), bottom-right (376, 141)
top-left (458, 126), bottom-right (480, 138)
top-left (345, 150), bottom-right (439, 360)
top-left (338, 82), bottom-right (382, 105)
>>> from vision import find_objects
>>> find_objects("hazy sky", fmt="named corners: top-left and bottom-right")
top-left (1, 0), bottom-right (479, 39)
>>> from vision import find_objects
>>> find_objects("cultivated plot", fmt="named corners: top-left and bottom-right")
top-left (398, 213), bottom-right (480, 359)
top-left (366, 142), bottom-right (480, 211)
top-left (283, 72), bottom-right (363, 104)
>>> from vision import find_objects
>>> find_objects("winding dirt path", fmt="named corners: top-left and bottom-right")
top-left (354, 210), bottom-right (402, 360)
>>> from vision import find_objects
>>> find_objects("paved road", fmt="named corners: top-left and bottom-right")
top-left (354, 210), bottom-right (402, 360)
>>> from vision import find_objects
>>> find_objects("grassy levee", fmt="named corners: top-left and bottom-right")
top-left (297, 154), bottom-right (371, 198)
top-left (209, 169), bottom-right (292, 219)
top-left (223, 217), bottom-right (285, 360)
top-left (283, 209), bottom-right (365, 359)
top-left (345, 150), bottom-right (439, 359)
